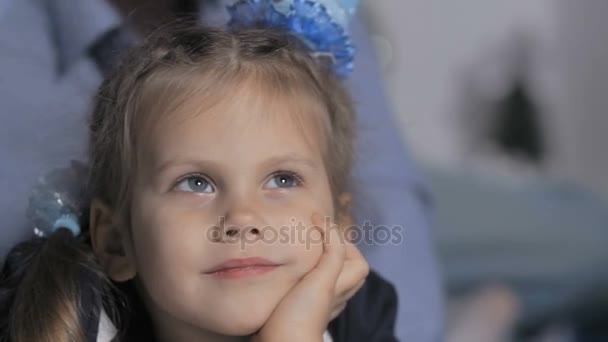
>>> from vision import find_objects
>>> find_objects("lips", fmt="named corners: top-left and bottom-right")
top-left (204, 257), bottom-right (280, 279)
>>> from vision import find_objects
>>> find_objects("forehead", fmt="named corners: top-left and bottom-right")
top-left (137, 74), bottom-right (330, 166)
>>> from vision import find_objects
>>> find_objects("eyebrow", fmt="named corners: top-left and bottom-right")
top-left (154, 155), bottom-right (319, 175)
top-left (261, 155), bottom-right (320, 171)
top-left (154, 159), bottom-right (218, 176)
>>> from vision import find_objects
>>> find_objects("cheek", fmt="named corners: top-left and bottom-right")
top-left (261, 186), bottom-right (333, 274)
top-left (292, 240), bottom-right (324, 275)
top-left (273, 216), bottom-right (325, 278)
top-left (265, 186), bottom-right (334, 226)
top-left (128, 201), bottom-right (219, 316)
top-left (129, 199), bottom-right (210, 278)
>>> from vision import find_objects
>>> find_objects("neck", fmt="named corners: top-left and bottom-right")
top-left (150, 308), bottom-right (251, 342)
top-left (155, 325), bottom-right (251, 342)
top-left (128, 280), bottom-right (251, 342)
top-left (106, 0), bottom-right (199, 35)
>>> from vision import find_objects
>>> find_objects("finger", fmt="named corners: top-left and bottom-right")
top-left (329, 302), bottom-right (347, 320)
top-left (332, 276), bottom-right (366, 309)
top-left (337, 277), bottom-right (366, 303)
top-left (334, 245), bottom-right (369, 297)
top-left (334, 260), bottom-right (368, 297)
top-left (329, 277), bottom-right (365, 320)
top-left (345, 239), bottom-right (363, 259)
top-left (305, 212), bottom-right (345, 286)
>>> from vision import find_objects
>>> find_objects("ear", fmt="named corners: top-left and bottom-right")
top-left (336, 192), bottom-right (353, 228)
top-left (89, 198), bottom-right (136, 282)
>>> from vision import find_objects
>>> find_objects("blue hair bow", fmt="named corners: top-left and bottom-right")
top-left (227, 0), bottom-right (358, 77)
top-left (28, 161), bottom-right (88, 237)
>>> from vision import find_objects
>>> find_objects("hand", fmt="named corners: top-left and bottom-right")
top-left (330, 194), bottom-right (369, 319)
top-left (329, 232), bottom-right (369, 320)
top-left (252, 213), bottom-right (351, 342)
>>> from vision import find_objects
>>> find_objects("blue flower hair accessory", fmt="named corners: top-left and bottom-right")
top-left (27, 161), bottom-right (89, 237)
top-left (227, 0), bottom-right (359, 77)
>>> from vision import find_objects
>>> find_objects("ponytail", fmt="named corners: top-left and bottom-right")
top-left (0, 229), bottom-right (114, 342)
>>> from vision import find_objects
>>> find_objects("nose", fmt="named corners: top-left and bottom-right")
top-left (217, 196), bottom-right (264, 242)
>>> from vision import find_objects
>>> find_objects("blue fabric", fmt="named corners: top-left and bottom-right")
top-left (347, 17), bottom-right (443, 340)
top-left (227, 0), bottom-right (355, 76)
top-left (0, 0), bottom-right (443, 340)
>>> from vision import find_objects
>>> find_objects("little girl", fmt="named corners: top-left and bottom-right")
top-left (0, 13), bottom-right (398, 342)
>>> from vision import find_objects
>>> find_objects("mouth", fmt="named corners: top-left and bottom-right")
top-left (204, 257), bottom-right (281, 279)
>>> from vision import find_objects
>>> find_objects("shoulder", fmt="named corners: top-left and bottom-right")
top-left (328, 270), bottom-right (399, 342)
top-left (0, 0), bottom-right (48, 47)
top-left (0, 0), bottom-right (54, 76)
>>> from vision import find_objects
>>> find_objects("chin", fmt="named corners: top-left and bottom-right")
top-left (209, 312), bottom-right (268, 336)
top-left (203, 297), bottom-right (278, 336)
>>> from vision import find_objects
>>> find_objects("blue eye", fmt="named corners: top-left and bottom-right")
top-left (265, 172), bottom-right (303, 189)
top-left (175, 176), bottom-right (214, 193)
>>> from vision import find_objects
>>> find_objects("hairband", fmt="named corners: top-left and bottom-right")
top-left (227, 0), bottom-right (358, 76)
top-left (28, 161), bottom-right (88, 237)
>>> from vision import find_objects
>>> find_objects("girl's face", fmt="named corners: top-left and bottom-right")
top-left (127, 80), bottom-right (337, 340)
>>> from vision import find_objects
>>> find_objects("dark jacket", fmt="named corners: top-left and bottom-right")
top-left (329, 270), bottom-right (399, 342)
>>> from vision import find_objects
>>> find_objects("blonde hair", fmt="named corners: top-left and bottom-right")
top-left (89, 25), bottom-right (356, 222)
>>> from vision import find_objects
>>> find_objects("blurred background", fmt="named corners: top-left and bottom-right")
top-left (2, 0), bottom-right (607, 340)
top-left (360, 0), bottom-right (608, 341)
